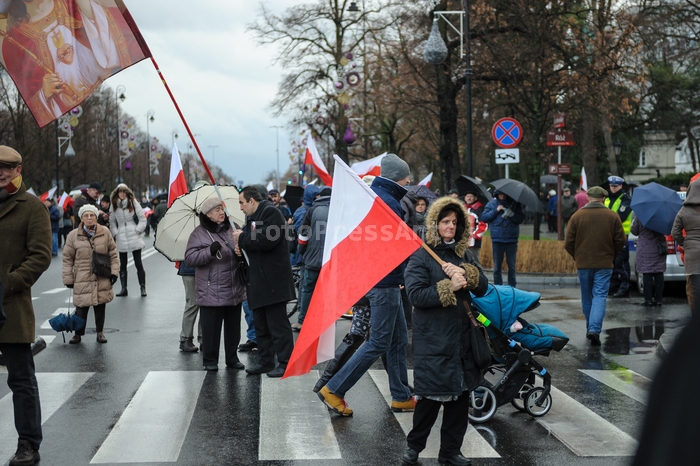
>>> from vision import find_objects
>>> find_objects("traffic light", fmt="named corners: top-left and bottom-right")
top-left (287, 179), bottom-right (292, 185)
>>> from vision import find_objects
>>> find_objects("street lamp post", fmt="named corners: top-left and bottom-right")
top-left (208, 145), bottom-right (218, 166)
top-left (172, 129), bottom-right (179, 148)
top-left (423, 6), bottom-right (473, 177)
top-left (146, 110), bottom-right (155, 197)
top-left (270, 125), bottom-right (282, 190)
top-left (56, 112), bottom-right (77, 193)
top-left (115, 85), bottom-right (126, 184)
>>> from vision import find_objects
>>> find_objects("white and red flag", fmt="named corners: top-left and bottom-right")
top-left (39, 186), bottom-right (57, 202)
top-left (580, 167), bottom-right (588, 191)
top-left (418, 172), bottom-right (433, 188)
top-left (167, 143), bottom-right (188, 207)
top-left (283, 155), bottom-right (423, 378)
top-left (57, 191), bottom-right (73, 208)
top-left (350, 152), bottom-right (387, 178)
top-left (304, 137), bottom-right (332, 186)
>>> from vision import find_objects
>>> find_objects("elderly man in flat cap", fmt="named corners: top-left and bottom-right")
top-left (565, 186), bottom-right (625, 346)
top-left (0, 146), bottom-right (52, 466)
top-left (73, 181), bottom-right (107, 228)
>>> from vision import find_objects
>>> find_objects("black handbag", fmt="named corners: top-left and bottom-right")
top-left (465, 301), bottom-right (492, 370)
top-left (88, 238), bottom-right (112, 278)
top-left (655, 234), bottom-right (668, 256)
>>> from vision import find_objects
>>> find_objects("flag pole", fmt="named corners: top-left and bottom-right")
top-left (151, 57), bottom-right (242, 230)
top-left (150, 57), bottom-right (216, 184)
top-left (421, 243), bottom-right (445, 266)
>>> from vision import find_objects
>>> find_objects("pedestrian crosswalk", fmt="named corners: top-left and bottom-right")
top-left (0, 359), bottom-right (646, 464)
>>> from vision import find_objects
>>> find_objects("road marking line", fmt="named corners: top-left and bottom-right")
top-left (127, 247), bottom-right (158, 268)
top-left (536, 387), bottom-right (638, 456)
top-left (579, 369), bottom-right (650, 406)
top-left (91, 371), bottom-right (205, 464)
top-left (52, 308), bottom-right (72, 316)
top-left (42, 287), bottom-right (67, 294)
top-left (42, 335), bottom-right (56, 346)
top-left (39, 319), bottom-right (53, 330)
top-left (368, 370), bottom-right (500, 459)
top-left (0, 372), bottom-right (93, 464)
top-left (259, 371), bottom-right (341, 460)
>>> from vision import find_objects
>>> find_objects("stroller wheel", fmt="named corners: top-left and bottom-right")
top-left (468, 386), bottom-right (497, 424)
top-left (510, 383), bottom-right (534, 412)
top-left (524, 387), bottom-right (552, 417)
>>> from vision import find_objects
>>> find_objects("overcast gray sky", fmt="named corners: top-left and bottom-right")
top-left (111, 0), bottom-right (301, 188)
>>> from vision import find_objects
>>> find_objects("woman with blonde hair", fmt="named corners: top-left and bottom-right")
top-left (62, 204), bottom-right (119, 344)
top-left (109, 183), bottom-right (148, 296)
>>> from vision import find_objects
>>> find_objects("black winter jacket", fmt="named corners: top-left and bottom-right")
top-left (237, 200), bottom-right (296, 310)
top-left (405, 197), bottom-right (489, 396)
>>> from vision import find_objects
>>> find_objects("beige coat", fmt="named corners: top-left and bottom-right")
top-left (0, 184), bottom-right (52, 344)
top-left (62, 224), bottom-right (120, 307)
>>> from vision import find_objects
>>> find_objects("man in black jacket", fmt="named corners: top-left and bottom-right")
top-left (234, 186), bottom-right (296, 378)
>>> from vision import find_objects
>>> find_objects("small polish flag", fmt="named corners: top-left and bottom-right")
top-left (350, 152), bottom-right (387, 178)
top-left (168, 143), bottom-right (189, 207)
top-left (283, 155), bottom-right (423, 378)
top-left (58, 191), bottom-right (72, 208)
top-left (580, 167), bottom-right (588, 191)
top-left (40, 186), bottom-right (57, 202)
top-left (418, 172), bottom-right (433, 188)
top-left (304, 137), bottom-right (332, 186)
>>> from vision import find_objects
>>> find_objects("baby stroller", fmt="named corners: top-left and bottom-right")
top-left (467, 285), bottom-right (569, 424)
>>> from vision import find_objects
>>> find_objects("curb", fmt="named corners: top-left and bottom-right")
top-left (481, 269), bottom-right (579, 288)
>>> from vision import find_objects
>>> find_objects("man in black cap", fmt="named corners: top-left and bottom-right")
top-left (605, 176), bottom-right (632, 297)
top-left (73, 181), bottom-right (106, 228)
top-left (0, 146), bottom-right (52, 466)
top-left (447, 188), bottom-right (460, 199)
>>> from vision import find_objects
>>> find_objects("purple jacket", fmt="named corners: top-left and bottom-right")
top-left (631, 217), bottom-right (667, 274)
top-left (185, 218), bottom-right (246, 307)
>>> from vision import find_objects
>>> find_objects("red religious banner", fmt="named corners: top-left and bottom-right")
top-left (0, 0), bottom-right (151, 127)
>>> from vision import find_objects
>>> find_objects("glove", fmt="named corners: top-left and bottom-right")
top-left (210, 241), bottom-right (222, 256)
top-left (66, 284), bottom-right (74, 289)
top-left (501, 207), bottom-right (514, 219)
top-left (110, 275), bottom-right (118, 285)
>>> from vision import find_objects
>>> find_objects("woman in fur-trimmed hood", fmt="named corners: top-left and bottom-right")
top-left (108, 183), bottom-right (147, 296)
top-left (402, 196), bottom-right (488, 464)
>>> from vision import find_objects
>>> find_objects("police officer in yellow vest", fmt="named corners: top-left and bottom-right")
top-left (605, 176), bottom-right (632, 297)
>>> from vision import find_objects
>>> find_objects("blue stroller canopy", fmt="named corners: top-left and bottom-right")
top-left (471, 285), bottom-right (568, 352)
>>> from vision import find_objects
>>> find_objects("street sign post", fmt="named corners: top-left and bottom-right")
top-left (492, 118), bottom-right (523, 149)
top-left (553, 112), bottom-right (566, 129)
top-left (546, 131), bottom-right (574, 147)
top-left (495, 148), bottom-right (520, 164)
top-left (548, 163), bottom-right (571, 175)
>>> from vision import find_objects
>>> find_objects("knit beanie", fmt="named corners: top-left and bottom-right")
top-left (380, 153), bottom-right (410, 182)
top-left (200, 197), bottom-right (222, 215)
top-left (79, 204), bottom-right (99, 219)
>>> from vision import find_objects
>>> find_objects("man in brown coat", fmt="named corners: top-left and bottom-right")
top-left (564, 186), bottom-right (625, 346)
top-left (0, 146), bottom-right (52, 466)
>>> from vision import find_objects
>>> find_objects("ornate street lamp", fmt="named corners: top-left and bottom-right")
top-left (115, 85), bottom-right (126, 184)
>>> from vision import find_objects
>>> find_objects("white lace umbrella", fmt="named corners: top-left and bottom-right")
top-left (154, 185), bottom-right (246, 262)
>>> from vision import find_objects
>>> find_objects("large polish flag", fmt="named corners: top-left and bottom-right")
top-left (418, 172), bottom-right (433, 188)
top-left (283, 155), bottom-right (424, 378)
top-left (57, 191), bottom-right (73, 208)
top-left (351, 152), bottom-right (387, 178)
top-left (580, 167), bottom-right (588, 191)
top-left (305, 137), bottom-right (333, 186)
top-left (168, 143), bottom-right (189, 207)
top-left (40, 186), bottom-right (57, 202)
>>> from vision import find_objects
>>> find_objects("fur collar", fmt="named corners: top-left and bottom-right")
top-left (198, 212), bottom-right (231, 233)
top-left (424, 196), bottom-right (470, 258)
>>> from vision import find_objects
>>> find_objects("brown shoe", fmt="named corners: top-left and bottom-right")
top-left (96, 332), bottom-right (108, 344)
top-left (69, 335), bottom-right (81, 344)
top-left (318, 386), bottom-right (353, 416)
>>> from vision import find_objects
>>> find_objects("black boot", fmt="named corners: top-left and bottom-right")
top-left (313, 333), bottom-right (364, 392)
top-left (138, 269), bottom-right (147, 297)
top-left (116, 271), bottom-right (128, 297)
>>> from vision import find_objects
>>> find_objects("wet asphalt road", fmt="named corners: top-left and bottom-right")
top-left (0, 246), bottom-right (691, 466)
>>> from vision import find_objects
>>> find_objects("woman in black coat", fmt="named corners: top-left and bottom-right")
top-left (402, 197), bottom-right (488, 466)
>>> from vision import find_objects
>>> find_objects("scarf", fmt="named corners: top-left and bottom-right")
top-left (0, 174), bottom-right (22, 203)
top-left (82, 224), bottom-right (97, 239)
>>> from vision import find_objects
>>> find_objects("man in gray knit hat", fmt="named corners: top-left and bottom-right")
top-left (319, 153), bottom-right (415, 416)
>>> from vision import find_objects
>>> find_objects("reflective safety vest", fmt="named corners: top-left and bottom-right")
top-left (605, 196), bottom-right (632, 234)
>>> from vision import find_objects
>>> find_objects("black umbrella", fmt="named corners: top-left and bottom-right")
top-left (407, 185), bottom-right (438, 203)
top-left (455, 175), bottom-right (492, 204)
top-left (490, 179), bottom-right (543, 213)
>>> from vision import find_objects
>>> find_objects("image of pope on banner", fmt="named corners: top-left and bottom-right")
top-left (0, 0), bottom-right (150, 127)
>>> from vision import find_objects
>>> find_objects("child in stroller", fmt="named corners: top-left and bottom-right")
top-left (467, 284), bottom-right (569, 423)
